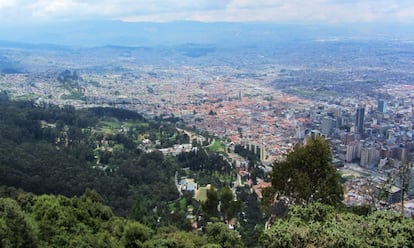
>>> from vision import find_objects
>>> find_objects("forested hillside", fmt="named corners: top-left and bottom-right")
top-left (1, 96), bottom-right (414, 247)
top-left (0, 188), bottom-right (243, 247)
top-left (2, 187), bottom-right (414, 248)
top-left (0, 96), bottom-right (240, 231)
top-left (0, 98), bottom-right (177, 215)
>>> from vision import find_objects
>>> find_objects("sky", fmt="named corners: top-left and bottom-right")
top-left (0, 0), bottom-right (414, 26)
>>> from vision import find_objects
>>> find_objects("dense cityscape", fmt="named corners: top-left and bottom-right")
top-left (1, 38), bottom-right (414, 216)
top-left (2, 0), bottom-right (414, 242)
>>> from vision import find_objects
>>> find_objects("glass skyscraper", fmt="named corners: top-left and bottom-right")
top-left (355, 105), bottom-right (365, 135)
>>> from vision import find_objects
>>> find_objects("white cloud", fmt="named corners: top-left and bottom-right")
top-left (29, 0), bottom-right (78, 18)
top-left (121, 0), bottom-right (414, 23)
top-left (0, 0), bottom-right (414, 25)
top-left (0, 0), bottom-right (15, 8)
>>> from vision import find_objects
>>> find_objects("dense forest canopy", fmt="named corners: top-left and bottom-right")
top-left (260, 203), bottom-right (414, 247)
top-left (0, 98), bottom-right (182, 217)
top-left (0, 188), bottom-right (244, 247)
top-left (2, 187), bottom-right (414, 247)
top-left (0, 98), bottom-right (242, 232)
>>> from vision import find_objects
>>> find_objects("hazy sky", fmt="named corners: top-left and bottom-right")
top-left (0, 0), bottom-right (414, 25)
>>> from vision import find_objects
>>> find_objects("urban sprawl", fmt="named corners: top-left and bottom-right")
top-left (1, 41), bottom-right (414, 214)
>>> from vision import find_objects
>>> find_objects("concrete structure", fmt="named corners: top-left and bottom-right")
top-left (346, 141), bottom-right (362, 162)
top-left (378, 100), bottom-right (387, 113)
top-left (355, 105), bottom-right (365, 135)
top-left (360, 147), bottom-right (380, 167)
top-left (321, 116), bottom-right (336, 136)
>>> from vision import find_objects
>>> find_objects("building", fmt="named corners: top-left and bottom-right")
top-left (360, 147), bottom-right (380, 167)
top-left (343, 133), bottom-right (355, 145)
top-left (248, 143), bottom-right (267, 161)
top-left (378, 100), bottom-right (387, 113)
top-left (260, 145), bottom-right (266, 161)
top-left (179, 178), bottom-right (198, 197)
top-left (321, 116), bottom-right (336, 136)
top-left (295, 125), bottom-right (305, 140)
top-left (355, 105), bottom-right (365, 135)
top-left (345, 141), bottom-right (362, 162)
top-left (336, 116), bottom-right (344, 128)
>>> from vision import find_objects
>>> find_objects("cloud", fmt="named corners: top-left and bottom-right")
top-left (120, 0), bottom-right (414, 23)
top-left (29, 0), bottom-right (79, 18)
top-left (0, 0), bottom-right (414, 25)
top-left (121, 0), bottom-right (414, 23)
top-left (0, 0), bottom-right (15, 8)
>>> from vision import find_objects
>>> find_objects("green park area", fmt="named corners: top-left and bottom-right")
top-left (195, 187), bottom-right (208, 202)
top-left (208, 140), bottom-right (226, 153)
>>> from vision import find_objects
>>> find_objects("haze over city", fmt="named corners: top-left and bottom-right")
top-left (0, 0), bottom-right (414, 46)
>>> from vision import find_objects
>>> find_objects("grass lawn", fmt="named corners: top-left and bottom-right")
top-left (13, 94), bottom-right (36, 101)
top-left (126, 121), bottom-right (149, 128)
top-left (208, 140), bottom-right (225, 153)
top-left (195, 187), bottom-right (208, 202)
top-left (97, 119), bottom-right (122, 134)
top-left (168, 202), bottom-right (175, 211)
top-left (179, 198), bottom-right (186, 209)
top-left (99, 120), bottom-right (122, 129)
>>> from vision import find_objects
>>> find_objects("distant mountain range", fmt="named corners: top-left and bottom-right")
top-left (1, 21), bottom-right (413, 47)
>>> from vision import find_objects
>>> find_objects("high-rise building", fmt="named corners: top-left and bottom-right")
top-left (260, 145), bottom-right (266, 161)
top-left (360, 147), bottom-right (380, 167)
top-left (343, 133), bottom-right (355, 145)
top-left (336, 116), bottom-right (344, 128)
top-left (345, 141), bottom-right (362, 162)
top-left (321, 117), bottom-right (336, 136)
top-left (378, 100), bottom-right (387, 113)
top-left (355, 105), bottom-right (365, 135)
top-left (346, 145), bottom-right (356, 162)
top-left (295, 125), bottom-right (305, 139)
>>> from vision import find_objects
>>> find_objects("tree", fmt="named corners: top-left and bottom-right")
top-left (202, 188), bottom-right (219, 218)
top-left (145, 230), bottom-right (208, 248)
top-left (269, 137), bottom-right (343, 206)
top-left (205, 222), bottom-right (243, 248)
top-left (122, 221), bottom-right (154, 248)
top-left (0, 198), bottom-right (37, 248)
top-left (219, 187), bottom-right (241, 221)
top-left (260, 203), bottom-right (414, 248)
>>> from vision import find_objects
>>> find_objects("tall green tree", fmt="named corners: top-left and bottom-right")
top-left (205, 222), bottom-right (244, 248)
top-left (219, 187), bottom-right (241, 221)
top-left (202, 188), bottom-right (219, 218)
top-left (269, 137), bottom-right (343, 206)
top-left (122, 221), bottom-right (154, 248)
top-left (260, 203), bottom-right (414, 248)
top-left (0, 198), bottom-right (37, 248)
